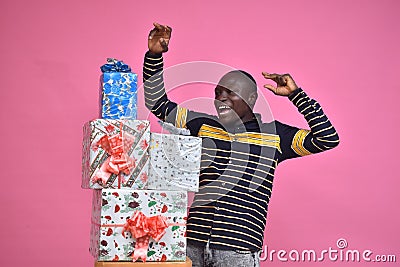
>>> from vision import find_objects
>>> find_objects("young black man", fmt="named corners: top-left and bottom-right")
top-left (143, 22), bottom-right (339, 267)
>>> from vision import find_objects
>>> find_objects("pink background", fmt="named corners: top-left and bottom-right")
top-left (1, 0), bottom-right (399, 266)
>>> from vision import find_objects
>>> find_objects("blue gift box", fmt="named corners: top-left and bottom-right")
top-left (100, 59), bottom-right (138, 119)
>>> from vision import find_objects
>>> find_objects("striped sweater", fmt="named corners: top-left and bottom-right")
top-left (143, 51), bottom-right (340, 251)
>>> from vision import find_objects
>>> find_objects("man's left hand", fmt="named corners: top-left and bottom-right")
top-left (262, 72), bottom-right (299, 96)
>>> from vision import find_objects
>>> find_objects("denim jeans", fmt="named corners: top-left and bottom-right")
top-left (187, 241), bottom-right (260, 267)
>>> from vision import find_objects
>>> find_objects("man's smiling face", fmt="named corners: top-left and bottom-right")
top-left (214, 71), bottom-right (258, 127)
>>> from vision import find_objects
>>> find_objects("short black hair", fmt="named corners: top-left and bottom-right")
top-left (224, 70), bottom-right (257, 93)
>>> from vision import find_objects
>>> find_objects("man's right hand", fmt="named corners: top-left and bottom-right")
top-left (148, 22), bottom-right (172, 54)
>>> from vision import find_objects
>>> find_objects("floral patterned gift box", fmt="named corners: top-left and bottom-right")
top-left (82, 119), bottom-right (150, 189)
top-left (90, 189), bottom-right (187, 262)
top-left (148, 133), bottom-right (201, 192)
top-left (100, 58), bottom-right (137, 119)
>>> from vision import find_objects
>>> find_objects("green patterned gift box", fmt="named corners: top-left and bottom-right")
top-left (90, 189), bottom-right (187, 262)
top-left (82, 119), bottom-right (150, 189)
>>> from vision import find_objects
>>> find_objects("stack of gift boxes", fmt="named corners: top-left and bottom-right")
top-left (81, 59), bottom-right (200, 264)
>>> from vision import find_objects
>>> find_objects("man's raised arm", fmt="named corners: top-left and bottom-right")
top-left (143, 22), bottom-right (176, 121)
top-left (262, 72), bottom-right (340, 160)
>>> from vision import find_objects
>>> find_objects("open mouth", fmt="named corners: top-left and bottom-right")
top-left (217, 105), bottom-right (232, 115)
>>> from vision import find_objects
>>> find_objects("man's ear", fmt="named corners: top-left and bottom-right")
top-left (248, 91), bottom-right (258, 108)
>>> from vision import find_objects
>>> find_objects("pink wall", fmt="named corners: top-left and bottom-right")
top-left (1, 0), bottom-right (399, 266)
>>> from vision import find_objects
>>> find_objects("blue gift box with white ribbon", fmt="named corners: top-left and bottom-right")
top-left (100, 58), bottom-right (137, 119)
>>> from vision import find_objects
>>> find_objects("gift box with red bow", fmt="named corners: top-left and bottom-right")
top-left (90, 189), bottom-right (187, 262)
top-left (82, 119), bottom-right (150, 189)
top-left (148, 133), bottom-right (201, 192)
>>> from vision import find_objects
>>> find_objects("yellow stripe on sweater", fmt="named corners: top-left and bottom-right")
top-left (292, 129), bottom-right (312, 156)
top-left (175, 106), bottom-right (188, 128)
top-left (198, 124), bottom-right (281, 151)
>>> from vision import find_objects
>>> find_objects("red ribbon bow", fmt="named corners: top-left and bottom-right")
top-left (92, 122), bottom-right (136, 188)
top-left (122, 211), bottom-right (168, 262)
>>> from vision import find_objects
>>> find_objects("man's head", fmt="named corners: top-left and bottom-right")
top-left (214, 70), bottom-right (258, 126)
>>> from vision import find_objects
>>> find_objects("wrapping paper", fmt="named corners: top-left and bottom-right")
top-left (82, 119), bottom-right (150, 189)
top-left (95, 257), bottom-right (192, 266)
top-left (100, 71), bottom-right (137, 119)
top-left (90, 189), bottom-right (187, 262)
top-left (148, 133), bottom-right (201, 192)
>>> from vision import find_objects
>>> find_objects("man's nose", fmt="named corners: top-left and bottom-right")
top-left (216, 91), bottom-right (228, 101)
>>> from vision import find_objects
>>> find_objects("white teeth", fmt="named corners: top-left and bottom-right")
top-left (218, 105), bottom-right (231, 115)
top-left (218, 105), bottom-right (230, 110)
